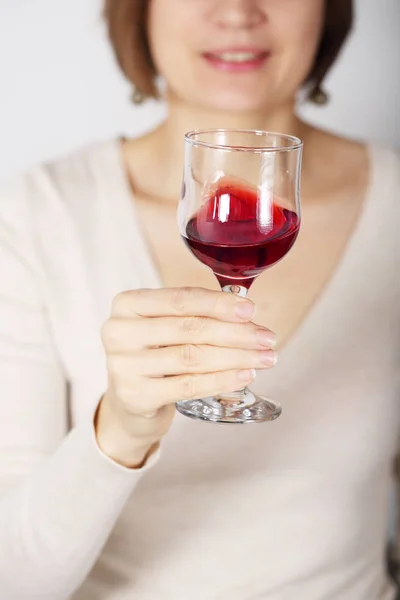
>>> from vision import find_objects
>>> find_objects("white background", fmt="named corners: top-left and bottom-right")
top-left (0, 0), bottom-right (399, 183)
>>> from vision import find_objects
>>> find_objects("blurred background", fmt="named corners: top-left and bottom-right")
top-left (0, 0), bottom-right (399, 183)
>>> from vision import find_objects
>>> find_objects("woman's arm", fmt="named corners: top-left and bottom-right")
top-left (0, 194), bottom-right (156, 600)
top-left (387, 454), bottom-right (400, 596)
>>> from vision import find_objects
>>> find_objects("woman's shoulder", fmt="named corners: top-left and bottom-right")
top-left (0, 138), bottom-right (121, 232)
top-left (366, 141), bottom-right (400, 188)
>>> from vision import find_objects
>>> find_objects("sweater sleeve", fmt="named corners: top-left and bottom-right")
top-left (0, 183), bottom-right (159, 599)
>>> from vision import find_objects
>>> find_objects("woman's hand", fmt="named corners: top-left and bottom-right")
top-left (96, 287), bottom-right (277, 468)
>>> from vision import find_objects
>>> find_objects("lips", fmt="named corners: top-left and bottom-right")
top-left (202, 48), bottom-right (270, 72)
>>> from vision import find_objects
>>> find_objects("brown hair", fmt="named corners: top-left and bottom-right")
top-left (104, 0), bottom-right (353, 102)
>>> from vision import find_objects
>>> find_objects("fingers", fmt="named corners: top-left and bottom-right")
top-left (111, 287), bottom-right (256, 323)
top-left (102, 316), bottom-right (276, 353)
top-left (109, 345), bottom-right (277, 377)
top-left (103, 287), bottom-right (278, 423)
top-left (116, 368), bottom-right (257, 413)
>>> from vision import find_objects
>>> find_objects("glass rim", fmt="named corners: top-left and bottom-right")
top-left (184, 128), bottom-right (303, 153)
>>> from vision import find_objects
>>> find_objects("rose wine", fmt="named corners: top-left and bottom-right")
top-left (183, 182), bottom-right (300, 288)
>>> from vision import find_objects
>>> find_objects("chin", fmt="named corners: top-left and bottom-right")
top-left (187, 86), bottom-right (271, 112)
top-left (195, 90), bottom-right (273, 114)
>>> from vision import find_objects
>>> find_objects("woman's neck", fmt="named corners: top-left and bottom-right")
top-left (165, 94), bottom-right (301, 136)
top-left (124, 96), bottom-right (307, 205)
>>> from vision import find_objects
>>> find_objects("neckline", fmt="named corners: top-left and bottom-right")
top-left (272, 143), bottom-right (378, 357)
top-left (108, 138), bottom-right (378, 358)
top-left (109, 138), bottom-right (163, 290)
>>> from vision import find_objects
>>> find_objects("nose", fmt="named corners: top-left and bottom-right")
top-left (208, 0), bottom-right (266, 30)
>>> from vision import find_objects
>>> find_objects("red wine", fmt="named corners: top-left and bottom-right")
top-left (183, 182), bottom-right (300, 288)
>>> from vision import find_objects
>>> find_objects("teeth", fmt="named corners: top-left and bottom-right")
top-left (215, 52), bottom-right (261, 63)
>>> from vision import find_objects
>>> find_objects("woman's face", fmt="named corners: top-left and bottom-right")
top-left (148, 0), bottom-right (325, 112)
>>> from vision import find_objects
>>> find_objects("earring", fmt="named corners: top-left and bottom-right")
top-left (309, 86), bottom-right (329, 105)
top-left (131, 87), bottom-right (145, 105)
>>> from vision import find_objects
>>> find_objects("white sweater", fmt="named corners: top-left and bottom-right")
top-left (0, 140), bottom-right (399, 600)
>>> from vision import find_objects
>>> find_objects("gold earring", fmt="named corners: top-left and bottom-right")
top-left (309, 86), bottom-right (329, 105)
top-left (131, 87), bottom-right (145, 105)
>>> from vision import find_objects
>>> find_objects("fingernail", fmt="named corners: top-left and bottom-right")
top-left (260, 351), bottom-right (278, 366)
top-left (237, 368), bottom-right (257, 382)
top-left (257, 329), bottom-right (277, 348)
top-left (235, 300), bottom-right (255, 321)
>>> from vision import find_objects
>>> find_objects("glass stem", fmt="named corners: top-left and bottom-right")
top-left (220, 284), bottom-right (251, 404)
top-left (221, 284), bottom-right (248, 298)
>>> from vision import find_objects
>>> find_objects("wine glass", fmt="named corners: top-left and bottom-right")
top-left (177, 129), bottom-right (303, 424)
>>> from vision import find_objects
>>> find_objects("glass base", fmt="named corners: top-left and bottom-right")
top-left (176, 389), bottom-right (281, 424)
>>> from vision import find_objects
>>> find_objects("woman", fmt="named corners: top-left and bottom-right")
top-left (0, 0), bottom-right (399, 598)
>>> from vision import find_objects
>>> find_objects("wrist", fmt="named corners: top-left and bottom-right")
top-left (94, 395), bottom-right (156, 469)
